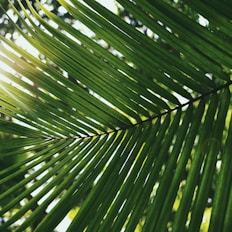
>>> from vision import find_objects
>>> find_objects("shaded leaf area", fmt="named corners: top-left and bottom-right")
top-left (0, 0), bottom-right (232, 231)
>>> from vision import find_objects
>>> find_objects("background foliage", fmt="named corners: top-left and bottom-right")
top-left (0, 0), bottom-right (232, 231)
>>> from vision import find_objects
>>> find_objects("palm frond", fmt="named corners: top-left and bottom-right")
top-left (0, 0), bottom-right (232, 231)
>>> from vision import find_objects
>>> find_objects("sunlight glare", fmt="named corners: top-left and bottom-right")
top-left (96, 0), bottom-right (118, 13)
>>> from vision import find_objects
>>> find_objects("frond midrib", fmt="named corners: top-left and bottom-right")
top-left (25, 78), bottom-right (232, 141)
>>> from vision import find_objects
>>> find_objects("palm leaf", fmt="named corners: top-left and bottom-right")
top-left (0, 0), bottom-right (232, 231)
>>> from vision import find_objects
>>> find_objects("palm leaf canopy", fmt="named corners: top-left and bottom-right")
top-left (0, 0), bottom-right (232, 231)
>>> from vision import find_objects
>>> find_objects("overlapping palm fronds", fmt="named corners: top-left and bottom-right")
top-left (0, 0), bottom-right (231, 231)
